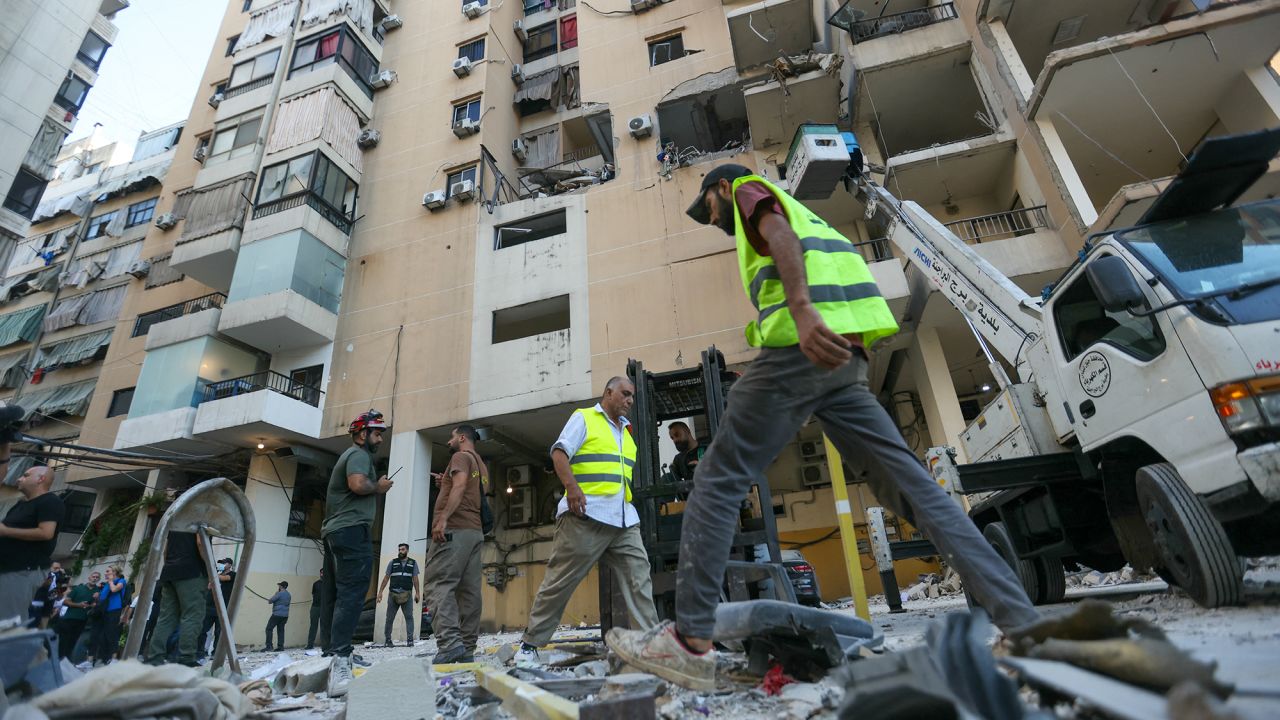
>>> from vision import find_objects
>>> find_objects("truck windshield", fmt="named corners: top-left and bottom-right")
top-left (1117, 201), bottom-right (1280, 302)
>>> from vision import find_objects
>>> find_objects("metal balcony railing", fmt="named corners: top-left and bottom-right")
top-left (201, 370), bottom-right (323, 407)
top-left (131, 292), bottom-right (226, 337)
top-left (945, 205), bottom-right (1049, 243)
top-left (252, 191), bottom-right (354, 235)
top-left (223, 74), bottom-right (272, 100)
top-left (855, 237), bottom-right (893, 262)
top-left (828, 2), bottom-right (958, 43)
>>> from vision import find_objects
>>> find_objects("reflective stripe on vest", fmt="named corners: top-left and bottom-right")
top-left (732, 175), bottom-right (899, 348)
top-left (568, 408), bottom-right (635, 502)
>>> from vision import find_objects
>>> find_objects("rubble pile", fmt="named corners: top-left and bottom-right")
top-left (1065, 565), bottom-right (1156, 589)
top-left (901, 568), bottom-right (964, 601)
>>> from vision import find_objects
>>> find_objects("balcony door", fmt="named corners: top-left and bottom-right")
top-left (290, 364), bottom-right (323, 406)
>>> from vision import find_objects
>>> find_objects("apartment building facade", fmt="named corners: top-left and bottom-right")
top-left (1, 0), bottom-right (128, 249)
top-left (68, 0), bottom-right (1279, 644)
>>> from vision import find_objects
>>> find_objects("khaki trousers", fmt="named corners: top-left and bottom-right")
top-left (423, 528), bottom-right (483, 653)
top-left (522, 513), bottom-right (658, 647)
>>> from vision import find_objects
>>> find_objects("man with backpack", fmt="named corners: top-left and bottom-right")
top-left (422, 424), bottom-right (488, 664)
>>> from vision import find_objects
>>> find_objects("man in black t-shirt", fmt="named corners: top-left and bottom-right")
top-left (143, 531), bottom-right (208, 666)
top-left (0, 465), bottom-right (65, 625)
top-left (667, 422), bottom-right (705, 482)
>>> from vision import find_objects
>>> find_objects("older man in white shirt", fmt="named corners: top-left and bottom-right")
top-left (513, 376), bottom-right (658, 665)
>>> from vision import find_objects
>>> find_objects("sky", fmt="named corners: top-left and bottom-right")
top-left (70, 0), bottom-right (226, 160)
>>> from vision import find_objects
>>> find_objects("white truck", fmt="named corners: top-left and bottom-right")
top-left (790, 126), bottom-right (1280, 608)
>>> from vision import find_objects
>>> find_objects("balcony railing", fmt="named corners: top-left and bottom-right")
top-left (223, 74), bottom-right (272, 100)
top-left (201, 370), bottom-right (322, 407)
top-left (945, 206), bottom-right (1049, 243)
top-left (131, 292), bottom-right (226, 337)
top-left (855, 237), bottom-right (892, 262)
top-left (828, 2), bottom-right (958, 43)
top-left (252, 191), bottom-right (354, 235)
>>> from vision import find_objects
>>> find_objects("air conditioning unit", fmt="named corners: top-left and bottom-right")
top-left (126, 259), bottom-right (152, 279)
top-left (511, 137), bottom-right (528, 162)
top-left (422, 190), bottom-right (447, 210)
top-left (380, 14), bottom-right (403, 30)
top-left (452, 57), bottom-right (473, 77)
top-left (799, 461), bottom-right (831, 488)
top-left (208, 92), bottom-right (224, 108)
top-left (506, 464), bottom-right (533, 487)
top-left (628, 114), bottom-right (653, 138)
top-left (356, 128), bottom-right (381, 148)
top-left (450, 179), bottom-right (475, 201)
top-left (507, 485), bottom-right (535, 528)
top-left (370, 69), bottom-right (397, 89)
top-left (193, 146), bottom-right (207, 162)
top-left (799, 439), bottom-right (825, 462)
top-left (513, 20), bottom-right (528, 42)
top-left (452, 117), bottom-right (479, 138)
top-left (153, 213), bottom-right (178, 230)
top-left (510, 64), bottom-right (525, 85)
top-left (630, 0), bottom-right (658, 12)
top-left (462, 1), bottom-right (484, 18)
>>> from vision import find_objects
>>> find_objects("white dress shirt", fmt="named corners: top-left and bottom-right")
top-left (551, 403), bottom-right (639, 528)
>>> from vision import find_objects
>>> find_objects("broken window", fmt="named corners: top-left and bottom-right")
top-left (514, 65), bottom-right (579, 117)
top-left (648, 34), bottom-right (685, 66)
top-left (655, 78), bottom-right (750, 157)
top-left (494, 209), bottom-right (567, 249)
top-left (523, 22), bottom-right (557, 63)
top-left (492, 294), bottom-right (570, 343)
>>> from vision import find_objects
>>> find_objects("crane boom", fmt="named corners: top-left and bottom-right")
top-left (860, 180), bottom-right (1045, 374)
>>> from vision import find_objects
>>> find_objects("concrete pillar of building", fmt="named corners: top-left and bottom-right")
top-left (374, 430), bottom-right (433, 644)
top-left (1036, 116), bottom-right (1099, 228)
top-left (987, 20), bottom-right (1034, 103)
top-left (1215, 67), bottom-right (1280, 134)
top-left (910, 326), bottom-right (969, 462)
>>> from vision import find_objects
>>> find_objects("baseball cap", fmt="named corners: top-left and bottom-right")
top-left (277, 580), bottom-right (289, 589)
top-left (685, 163), bottom-right (752, 225)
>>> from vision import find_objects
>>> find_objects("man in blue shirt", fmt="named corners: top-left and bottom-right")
top-left (264, 581), bottom-right (291, 651)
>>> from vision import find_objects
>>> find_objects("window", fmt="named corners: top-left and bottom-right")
top-left (492, 294), bottom-right (570, 343)
top-left (494, 209), bottom-right (566, 249)
top-left (1053, 259), bottom-right (1165, 361)
top-left (76, 32), bottom-right (110, 70)
top-left (228, 229), bottom-right (345, 312)
top-left (206, 112), bottom-right (263, 164)
top-left (54, 74), bottom-right (91, 112)
top-left (243, 0), bottom-right (253, 10)
top-left (560, 15), bottom-right (577, 49)
top-left (649, 34), bottom-right (685, 66)
top-left (523, 22), bottom-right (557, 63)
top-left (458, 38), bottom-right (485, 63)
top-left (288, 464), bottom-right (328, 538)
top-left (226, 35), bottom-right (240, 56)
top-left (289, 364), bottom-right (323, 405)
top-left (3, 169), bottom-right (48, 219)
top-left (290, 27), bottom-right (378, 96)
top-left (445, 166), bottom-right (478, 198)
top-left (523, 0), bottom-right (544, 15)
top-left (107, 387), bottom-right (134, 417)
top-left (85, 210), bottom-right (119, 240)
top-left (468, 0), bottom-right (490, 5)
top-left (227, 48), bottom-right (279, 92)
top-left (255, 151), bottom-right (358, 228)
top-left (452, 98), bottom-right (482, 126)
top-left (125, 197), bottom-right (159, 227)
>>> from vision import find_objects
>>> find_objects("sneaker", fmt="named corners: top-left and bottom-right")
top-left (74, 661), bottom-right (92, 672)
top-left (605, 621), bottom-right (715, 692)
top-left (327, 655), bottom-right (353, 697)
top-left (384, 641), bottom-right (395, 648)
top-left (432, 644), bottom-right (470, 664)
top-left (513, 643), bottom-right (542, 667)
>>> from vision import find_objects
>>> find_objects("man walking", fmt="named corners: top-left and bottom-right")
top-left (423, 425), bottom-right (487, 663)
top-left (0, 465), bottom-right (65, 626)
top-left (321, 410), bottom-right (393, 696)
top-left (515, 378), bottom-right (658, 665)
top-left (144, 531), bottom-right (207, 666)
top-left (306, 569), bottom-right (324, 650)
top-left (58, 571), bottom-right (99, 659)
top-left (377, 543), bottom-right (419, 647)
top-left (606, 163), bottom-right (1042, 690)
top-left (264, 581), bottom-right (290, 651)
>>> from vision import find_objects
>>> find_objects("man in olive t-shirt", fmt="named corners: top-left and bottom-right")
top-left (320, 410), bottom-right (393, 698)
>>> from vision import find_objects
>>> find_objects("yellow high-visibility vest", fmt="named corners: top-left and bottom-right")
top-left (568, 408), bottom-right (635, 502)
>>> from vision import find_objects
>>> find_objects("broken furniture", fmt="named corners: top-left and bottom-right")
top-left (713, 600), bottom-right (882, 681)
top-left (122, 477), bottom-right (255, 675)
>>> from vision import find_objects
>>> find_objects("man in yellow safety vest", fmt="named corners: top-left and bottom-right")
top-left (513, 376), bottom-right (658, 665)
top-left (605, 163), bottom-right (1043, 691)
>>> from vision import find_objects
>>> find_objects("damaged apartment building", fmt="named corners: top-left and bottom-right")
top-left (51, 0), bottom-right (1279, 648)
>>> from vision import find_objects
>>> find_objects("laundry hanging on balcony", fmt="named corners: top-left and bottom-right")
top-left (179, 174), bottom-right (255, 244)
top-left (267, 87), bottom-right (364, 171)
top-left (301, 0), bottom-right (373, 32)
top-left (234, 0), bottom-right (300, 54)
top-left (0, 305), bottom-right (46, 347)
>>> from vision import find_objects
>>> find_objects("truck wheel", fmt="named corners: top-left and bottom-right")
top-left (1035, 556), bottom-right (1066, 605)
top-left (1135, 463), bottom-right (1242, 608)
top-left (982, 522), bottom-right (1041, 604)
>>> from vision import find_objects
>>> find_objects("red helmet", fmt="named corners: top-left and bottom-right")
top-left (349, 409), bottom-right (389, 435)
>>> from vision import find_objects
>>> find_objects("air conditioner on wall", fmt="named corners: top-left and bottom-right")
top-left (628, 114), bottom-right (653, 138)
top-left (357, 128), bottom-right (381, 148)
top-left (630, 0), bottom-right (659, 12)
top-left (370, 69), bottom-right (397, 89)
top-left (452, 57), bottom-right (473, 77)
top-left (507, 485), bottom-right (535, 528)
top-left (513, 20), bottom-right (528, 42)
top-left (452, 118), bottom-right (479, 138)
top-left (511, 137), bottom-right (527, 161)
top-left (126, 259), bottom-right (151, 278)
top-left (381, 14), bottom-right (403, 30)
top-left (450, 179), bottom-right (475, 202)
top-left (462, 1), bottom-right (484, 18)
top-left (193, 146), bottom-right (207, 162)
top-left (208, 92), bottom-right (223, 108)
top-left (510, 64), bottom-right (525, 85)
top-left (506, 464), bottom-right (533, 487)
top-left (799, 439), bottom-right (825, 462)
top-left (799, 461), bottom-right (831, 488)
top-left (422, 190), bottom-right (447, 210)
top-left (153, 213), bottom-right (177, 230)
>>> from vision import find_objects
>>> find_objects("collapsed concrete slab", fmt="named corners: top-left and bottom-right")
top-left (346, 658), bottom-right (435, 720)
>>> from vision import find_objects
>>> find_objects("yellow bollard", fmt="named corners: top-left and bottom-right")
top-left (823, 434), bottom-right (871, 622)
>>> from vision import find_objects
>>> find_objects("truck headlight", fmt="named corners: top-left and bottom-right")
top-left (1210, 375), bottom-right (1280, 434)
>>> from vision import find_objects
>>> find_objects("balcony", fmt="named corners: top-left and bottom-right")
top-left (218, 290), bottom-right (338, 351)
top-left (193, 370), bottom-right (323, 446)
top-left (945, 206), bottom-right (1048, 244)
top-left (252, 191), bottom-right (353, 235)
top-left (132, 293), bottom-right (226, 338)
top-left (727, 0), bottom-right (817, 71)
top-left (828, 1), bottom-right (957, 44)
top-left (744, 56), bottom-right (841, 151)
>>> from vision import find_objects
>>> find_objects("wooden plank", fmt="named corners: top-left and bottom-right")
top-left (476, 666), bottom-right (581, 720)
top-left (1000, 657), bottom-right (1168, 720)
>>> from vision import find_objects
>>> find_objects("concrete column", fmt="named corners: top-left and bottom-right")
top-left (910, 326), bottom-right (969, 462)
top-left (374, 430), bottom-right (433, 643)
top-left (1036, 116), bottom-right (1099, 228)
top-left (987, 20), bottom-right (1034, 103)
top-left (1215, 67), bottom-right (1280, 134)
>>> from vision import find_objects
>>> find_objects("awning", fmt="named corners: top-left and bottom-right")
top-left (20, 378), bottom-right (98, 421)
top-left (515, 69), bottom-right (559, 104)
top-left (301, 0), bottom-right (373, 32)
top-left (42, 285), bottom-right (127, 333)
top-left (3, 455), bottom-right (35, 487)
top-left (0, 351), bottom-right (26, 389)
top-left (179, 174), bottom-right (254, 244)
top-left (0, 305), bottom-right (46, 348)
top-left (235, 0), bottom-right (300, 53)
top-left (37, 329), bottom-right (113, 368)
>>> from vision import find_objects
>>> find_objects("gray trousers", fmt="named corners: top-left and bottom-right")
top-left (675, 347), bottom-right (1041, 639)
top-left (384, 596), bottom-right (414, 643)
top-left (0, 569), bottom-right (46, 625)
top-left (423, 528), bottom-right (483, 653)
top-left (523, 513), bottom-right (659, 647)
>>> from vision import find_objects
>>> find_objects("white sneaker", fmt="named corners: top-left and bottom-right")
top-left (605, 621), bottom-right (716, 692)
top-left (513, 643), bottom-right (542, 667)
top-left (327, 655), bottom-right (353, 697)
top-left (74, 661), bottom-right (92, 671)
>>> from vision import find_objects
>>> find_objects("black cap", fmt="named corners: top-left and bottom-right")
top-left (685, 163), bottom-right (752, 225)
top-left (278, 580), bottom-right (288, 589)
